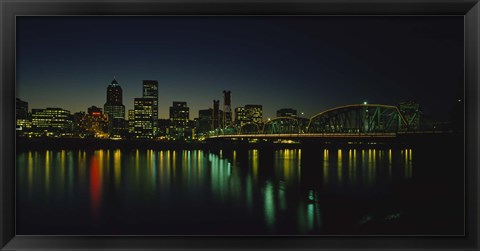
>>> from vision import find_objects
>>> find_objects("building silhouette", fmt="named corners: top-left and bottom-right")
top-left (104, 78), bottom-right (126, 137)
top-left (16, 98), bottom-right (29, 119)
top-left (197, 108), bottom-right (213, 134)
top-left (169, 101), bottom-right (191, 140)
top-left (212, 100), bottom-right (221, 130)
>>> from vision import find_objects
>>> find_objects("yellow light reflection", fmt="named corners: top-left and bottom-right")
top-left (172, 150), bottom-right (177, 178)
top-left (114, 149), bottom-right (121, 190)
top-left (337, 149), bottom-right (343, 186)
top-left (348, 149), bottom-right (353, 185)
top-left (60, 150), bottom-right (66, 192)
top-left (252, 150), bottom-right (258, 180)
top-left (404, 148), bottom-right (413, 179)
top-left (388, 149), bottom-right (392, 179)
top-left (297, 149), bottom-right (302, 182)
top-left (45, 150), bottom-right (51, 193)
top-left (97, 150), bottom-right (104, 184)
top-left (28, 151), bottom-right (34, 195)
top-left (283, 150), bottom-right (292, 183)
top-left (323, 149), bottom-right (329, 187)
top-left (233, 150), bottom-right (237, 164)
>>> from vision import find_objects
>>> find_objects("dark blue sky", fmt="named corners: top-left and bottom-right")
top-left (16, 16), bottom-right (464, 120)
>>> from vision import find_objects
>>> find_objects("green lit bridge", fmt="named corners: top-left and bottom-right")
top-left (203, 103), bottom-right (451, 142)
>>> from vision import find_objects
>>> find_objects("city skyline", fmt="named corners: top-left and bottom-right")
top-left (16, 16), bottom-right (464, 120)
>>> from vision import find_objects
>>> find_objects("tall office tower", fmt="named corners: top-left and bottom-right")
top-left (169, 101), bottom-right (190, 140)
top-left (104, 78), bottom-right (126, 137)
top-left (212, 100), bottom-right (220, 130)
top-left (223, 90), bottom-right (233, 128)
top-left (133, 98), bottom-right (155, 139)
top-left (142, 80), bottom-right (159, 136)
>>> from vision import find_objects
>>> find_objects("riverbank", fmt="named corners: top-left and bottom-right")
top-left (16, 132), bottom-right (462, 152)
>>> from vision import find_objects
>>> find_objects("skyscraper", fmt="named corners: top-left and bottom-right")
top-left (104, 78), bottom-right (126, 137)
top-left (169, 101), bottom-right (190, 140)
top-left (133, 98), bottom-right (155, 139)
top-left (142, 80), bottom-right (159, 136)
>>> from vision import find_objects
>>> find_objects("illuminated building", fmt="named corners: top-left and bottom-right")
top-left (134, 98), bottom-right (155, 139)
top-left (169, 101), bottom-right (191, 140)
top-left (128, 109), bottom-right (135, 134)
top-left (76, 106), bottom-right (110, 138)
top-left (245, 104), bottom-right (262, 124)
top-left (16, 98), bottom-right (31, 135)
top-left (142, 80), bottom-right (159, 136)
top-left (277, 108), bottom-right (297, 118)
top-left (234, 107), bottom-right (247, 126)
top-left (104, 78), bottom-right (126, 137)
top-left (235, 104), bottom-right (263, 126)
top-left (31, 107), bottom-right (73, 137)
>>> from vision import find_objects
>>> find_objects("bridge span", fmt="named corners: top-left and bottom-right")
top-left (207, 132), bottom-right (396, 140)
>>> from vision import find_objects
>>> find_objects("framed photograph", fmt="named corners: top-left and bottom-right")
top-left (1, 0), bottom-right (479, 250)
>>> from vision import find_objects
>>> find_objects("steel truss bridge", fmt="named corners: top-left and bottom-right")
top-left (204, 103), bottom-right (445, 141)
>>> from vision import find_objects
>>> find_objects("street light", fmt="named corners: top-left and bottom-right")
top-left (363, 101), bottom-right (368, 105)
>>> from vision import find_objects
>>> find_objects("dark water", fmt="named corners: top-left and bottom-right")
top-left (16, 142), bottom-right (464, 235)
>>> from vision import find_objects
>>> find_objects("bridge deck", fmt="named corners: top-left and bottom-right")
top-left (207, 133), bottom-right (397, 139)
top-left (205, 131), bottom-right (450, 140)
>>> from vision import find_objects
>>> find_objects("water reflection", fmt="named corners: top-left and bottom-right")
top-left (17, 147), bottom-right (414, 235)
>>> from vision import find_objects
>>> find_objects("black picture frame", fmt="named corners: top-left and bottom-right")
top-left (1, 0), bottom-right (479, 250)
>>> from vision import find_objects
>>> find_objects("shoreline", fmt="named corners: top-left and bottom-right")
top-left (16, 132), bottom-right (462, 152)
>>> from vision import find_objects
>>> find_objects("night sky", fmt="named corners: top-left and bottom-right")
top-left (16, 16), bottom-right (464, 121)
